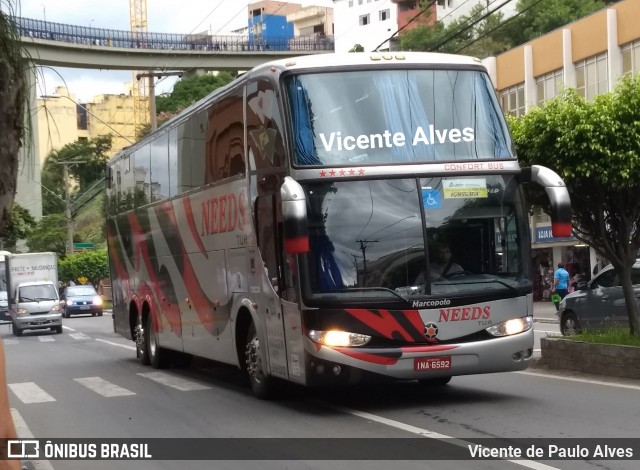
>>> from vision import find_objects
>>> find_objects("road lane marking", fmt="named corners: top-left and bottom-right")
top-left (517, 371), bottom-right (640, 390)
top-left (328, 405), bottom-right (560, 470)
top-left (38, 336), bottom-right (55, 342)
top-left (3, 339), bottom-right (19, 345)
top-left (69, 332), bottom-right (92, 341)
top-left (11, 408), bottom-right (55, 470)
top-left (137, 371), bottom-right (211, 391)
top-left (95, 338), bottom-right (136, 351)
top-left (74, 377), bottom-right (136, 397)
top-left (62, 325), bottom-right (76, 332)
top-left (9, 382), bottom-right (56, 404)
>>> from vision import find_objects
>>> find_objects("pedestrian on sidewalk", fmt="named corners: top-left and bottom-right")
top-left (553, 262), bottom-right (570, 311)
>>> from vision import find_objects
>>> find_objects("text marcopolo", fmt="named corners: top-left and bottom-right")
top-left (319, 125), bottom-right (475, 152)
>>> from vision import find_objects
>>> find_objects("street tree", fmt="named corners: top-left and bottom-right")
top-left (27, 213), bottom-right (68, 257)
top-left (0, 3), bottom-right (28, 235)
top-left (504, 0), bottom-right (610, 48)
top-left (401, 1), bottom-right (610, 58)
top-left (41, 135), bottom-right (112, 215)
top-left (509, 78), bottom-right (640, 335)
top-left (0, 203), bottom-right (35, 251)
top-left (156, 72), bottom-right (235, 115)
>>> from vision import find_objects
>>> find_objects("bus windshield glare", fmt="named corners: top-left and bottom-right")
top-left (303, 175), bottom-right (530, 300)
top-left (285, 69), bottom-right (513, 166)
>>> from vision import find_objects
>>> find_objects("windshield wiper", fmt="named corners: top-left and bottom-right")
top-left (20, 296), bottom-right (36, 302)
top-left (341, 287), bottom-right (407, 301)
top-left (470, 279), bottom-right (520, 294)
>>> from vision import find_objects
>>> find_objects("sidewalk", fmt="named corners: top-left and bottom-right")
top-left (533, 301), bottom-right (559, 323)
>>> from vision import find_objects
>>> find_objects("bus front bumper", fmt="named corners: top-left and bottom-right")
top-left (302, 328), bottom-right (534, 385)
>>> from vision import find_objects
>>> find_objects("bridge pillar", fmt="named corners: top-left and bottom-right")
top-left (15, 66), bottom-right (43, 222)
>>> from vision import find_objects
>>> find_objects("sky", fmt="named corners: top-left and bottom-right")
top-left (14, 0), bottom-right (333, 102)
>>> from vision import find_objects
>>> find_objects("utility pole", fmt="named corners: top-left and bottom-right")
top-left (136, 71), bottom-right (183, 131)
top-left (356, 239), bottom-right (379, 287)
top-left (57, 161), bottom-right (86, 255)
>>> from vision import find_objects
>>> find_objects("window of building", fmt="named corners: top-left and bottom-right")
top-left (622, 41), bottom-right (640, 77)
top-left (379, 9), bottom-right (390, 21)
top-left (358, 0), bottom-right (363, 5)
top-left (575, 53), bottom-right (608, 100)
top-left (348, 0), bottom-right (353, 7)
top-left (535, 69), bottom-right (564, 106)
top-left (359, 14), bottom-right (370, 26)
top-left (500, 83), bottom-right (525, 117)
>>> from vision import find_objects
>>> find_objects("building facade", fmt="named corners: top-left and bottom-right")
top-left (481, 0), bottom-right (640, 299)
top-left (435, 0), bottom-right (516, 26)
top-left (332, 0), bottom-right (435, 53)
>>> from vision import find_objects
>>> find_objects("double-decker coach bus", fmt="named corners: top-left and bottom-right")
top-left (106, 52), bottom-right (571, 398)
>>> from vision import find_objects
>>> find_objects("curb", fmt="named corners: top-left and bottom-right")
top-left (534, 318), bottom-right (559, 324)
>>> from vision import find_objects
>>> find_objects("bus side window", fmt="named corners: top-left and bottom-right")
top-left (205, 88), bottom-right (245, 184)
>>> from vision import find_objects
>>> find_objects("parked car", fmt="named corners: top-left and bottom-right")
top-left (0, 290), bottom-right (9, 323)
top-left (62, 285), bottom-right (103, 317)
top-left (558, 261), bottom-right (640, 335)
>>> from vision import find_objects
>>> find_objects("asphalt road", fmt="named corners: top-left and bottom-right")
top-left (1, 313), bottom-right (638, 470)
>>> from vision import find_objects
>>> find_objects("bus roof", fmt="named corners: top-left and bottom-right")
top-left (248, 52), bottom-right (485, 76)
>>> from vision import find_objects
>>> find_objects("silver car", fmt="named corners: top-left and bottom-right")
top-left (558, 261), bottom-right (640, 335)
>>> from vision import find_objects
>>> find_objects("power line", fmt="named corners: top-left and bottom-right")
top-left (373, 0), bottom-right (438, 52)
top-left (427, 0), bottom-right (516, 52)
top-left (452, 0), bottom-right (547, 54)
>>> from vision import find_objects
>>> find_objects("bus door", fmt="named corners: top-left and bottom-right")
top-left (252, 180), bottom-right (289, 380)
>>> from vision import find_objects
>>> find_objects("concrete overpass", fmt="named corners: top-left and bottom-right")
top-left (13, 16), bottom-right (333, 224)
top-left (21, 37), bottom-right (315, 71)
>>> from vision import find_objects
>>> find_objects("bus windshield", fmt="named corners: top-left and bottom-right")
top-left (285, 69), bottom-right (512, 166)
top-left (303, 175), bottom-right (530, 301)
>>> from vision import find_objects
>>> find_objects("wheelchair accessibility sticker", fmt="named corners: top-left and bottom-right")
top-left (421, 189), bottom-right (442, 209)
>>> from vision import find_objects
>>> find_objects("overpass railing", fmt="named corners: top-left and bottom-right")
top-left (13, 17), bottom-right (334, 53)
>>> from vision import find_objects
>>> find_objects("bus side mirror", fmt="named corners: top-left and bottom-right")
top-left (522, 165), bottom-right (572, 237)
top-left (281, 176), bottom-right (309, 254)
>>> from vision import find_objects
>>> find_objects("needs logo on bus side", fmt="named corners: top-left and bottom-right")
top-left (200, 190), bottom-right (248, 237)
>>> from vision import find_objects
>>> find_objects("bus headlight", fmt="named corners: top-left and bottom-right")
top-left (50, 305), bottom-right (60, 312)
top-left (308, 330), bottom-right (371, 347)
top-left (486, 316), bottom-right (533, 337)
top-left (16, 308), bottom-right (28, 316)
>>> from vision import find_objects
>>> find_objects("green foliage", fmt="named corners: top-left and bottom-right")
top-left (0, 203), bottom-right (35, 251)
top-left (349, 44), bottom-right (365, 52)
top-left (58, 249), bottom-right (109, 287)
top-left (572, 328), bottom-right (640, 347)
top-left (156, 72), bottom-right (235, 114)
top-left (401, 0), bottom-right (609, 58)
top-left (41, 135), bottom-right (112, 215)
top-left (506, 0), bottom-right (607, 47)
top-left (401, 3), bottom-right (508, 56)
top-left (74, 193), bottom-right (106, 247)
top-left (510, 76), bottom-right (640, 334)
top-left (27, 214), bottom-right (68, 257)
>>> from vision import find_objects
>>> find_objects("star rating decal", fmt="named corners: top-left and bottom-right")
top-left (318, 168), bottom-right (365, 177)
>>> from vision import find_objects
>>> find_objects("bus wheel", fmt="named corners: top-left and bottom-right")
top-left (245, 322), bottom-right (273, 399)
top-left (418, 376), bottom-right (452, 386)
top-left (146, 315), bottom-right (168, 369)
top-left (135, 315), bottom-right (150, 365)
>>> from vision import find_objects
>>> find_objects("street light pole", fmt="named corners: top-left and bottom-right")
top-left (136, 71), bottom-right (183, 131)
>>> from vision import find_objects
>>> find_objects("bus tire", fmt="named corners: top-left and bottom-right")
top-left (418, 376), bottom-right (452, 386)
top-left (147, 314), bottom-right (168, 369)
top-left (245, 322), bottom-right (274, 399)
top-left (136, 315), bottom-right (151, 365)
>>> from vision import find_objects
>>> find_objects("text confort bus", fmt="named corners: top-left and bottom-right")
top-left (106, 52), bottom-right (571, 398)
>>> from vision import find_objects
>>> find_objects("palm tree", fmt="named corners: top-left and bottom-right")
top-left (0, 2), bottom-right (28, 233)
